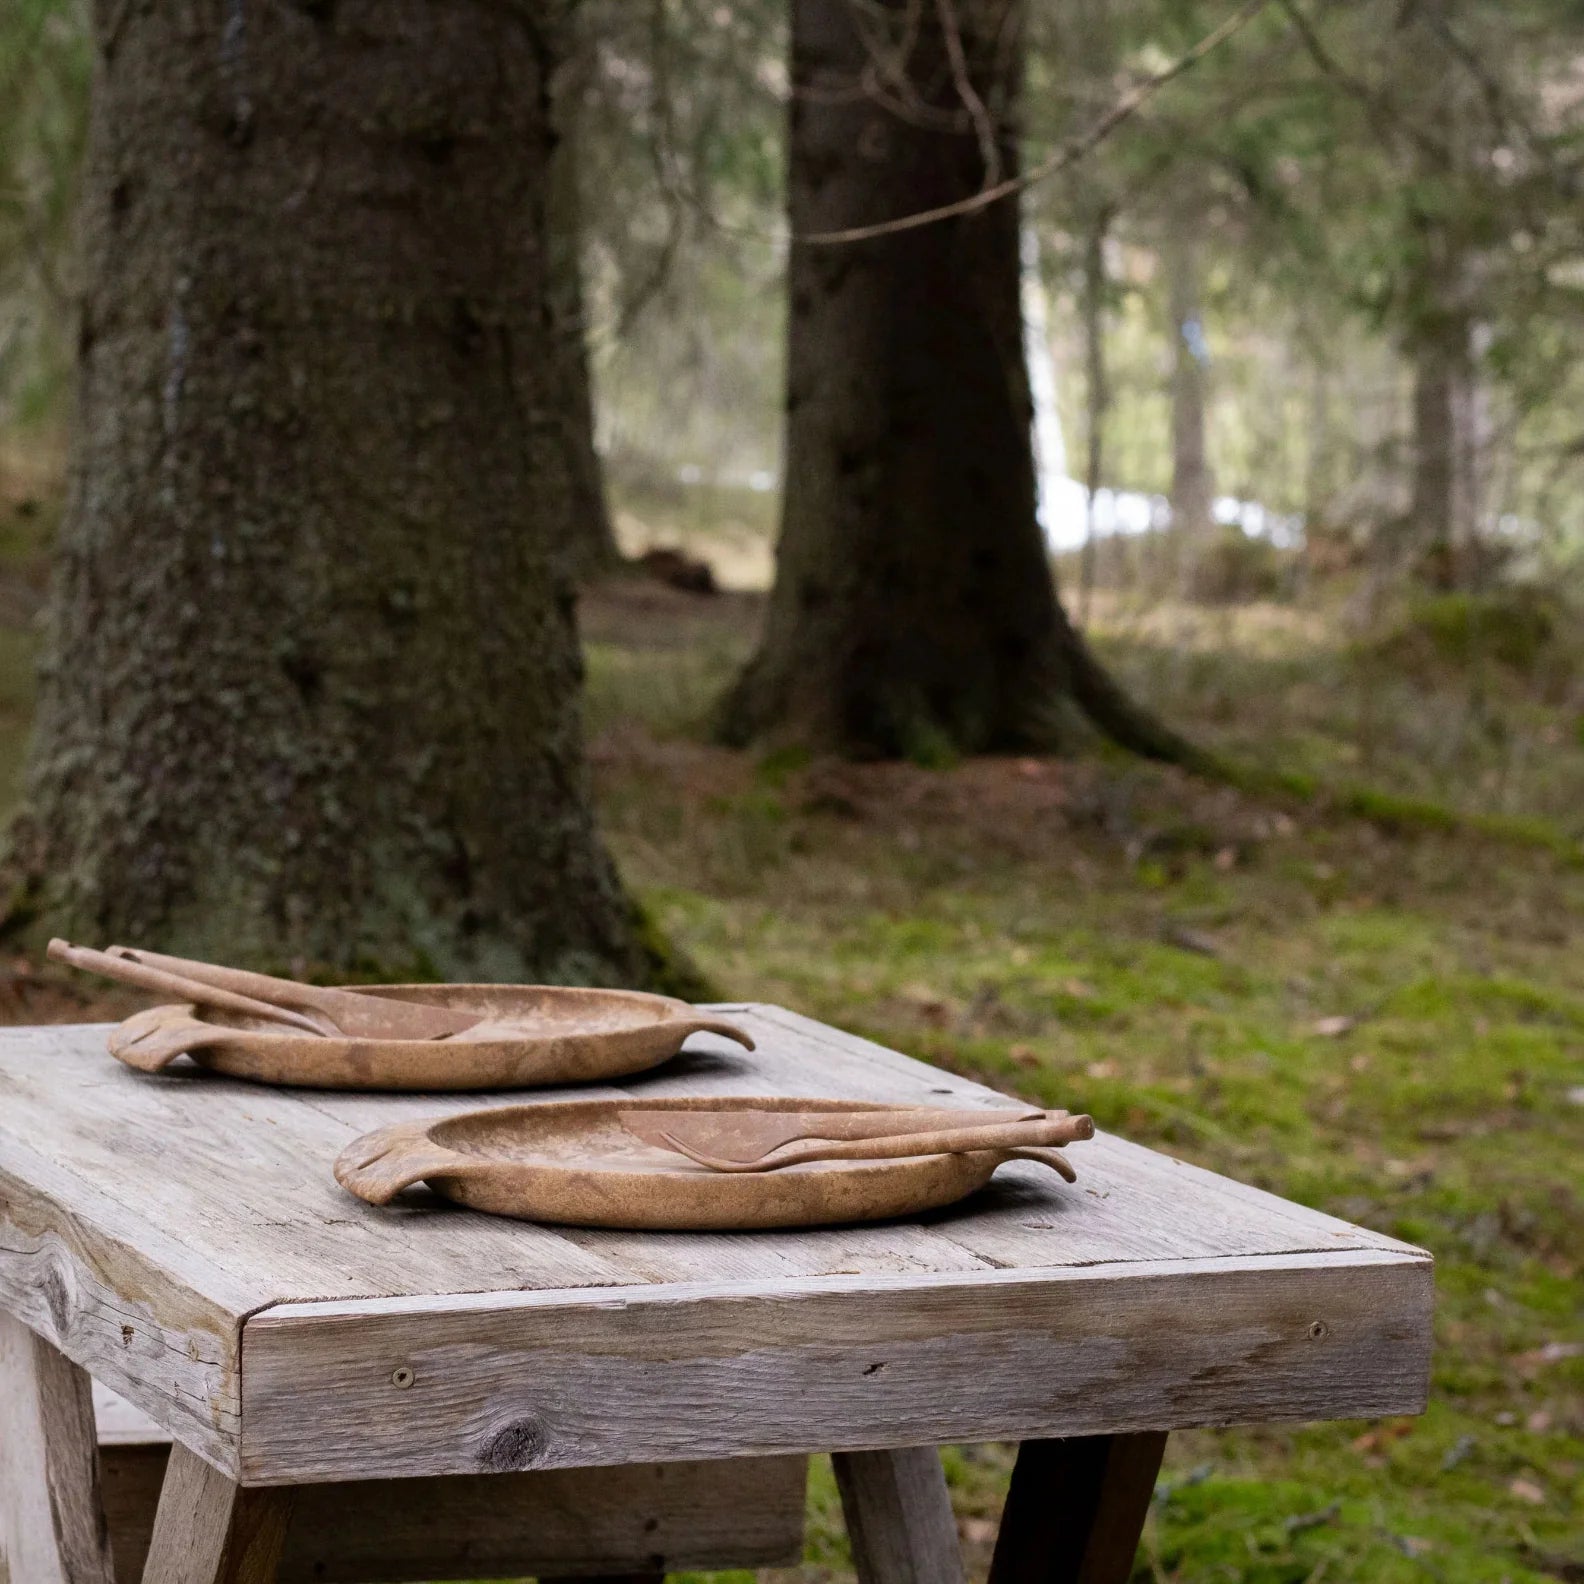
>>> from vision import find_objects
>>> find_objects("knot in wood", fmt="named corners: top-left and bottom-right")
top-left (40, 1250), bottom-right (76, 1338)
top-left (478, 1416), bottom-right (547, 1472)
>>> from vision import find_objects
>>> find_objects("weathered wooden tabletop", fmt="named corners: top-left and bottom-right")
top-left (0, 1007), bottom-right (1433, 1489)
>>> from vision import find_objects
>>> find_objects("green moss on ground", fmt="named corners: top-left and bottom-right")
top-left (592, 719), bottom-right (1582, 1582)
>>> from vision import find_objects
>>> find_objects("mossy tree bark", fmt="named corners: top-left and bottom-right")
top-left (720, 0), bottom-right (1198, 766)
top-left (6, 0), bottom-right (657, 983)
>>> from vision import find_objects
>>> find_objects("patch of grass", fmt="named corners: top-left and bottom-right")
top-left (1088, 592), bottom-right (1584, 838)
top-left (591, 688), bottom-right (1583, 1580)
top-left (1379, 589), bottom-right (1569, 679)
top-left (583, 640), bottom-right (745, 740)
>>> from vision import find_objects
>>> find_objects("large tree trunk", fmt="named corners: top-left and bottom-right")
top-left (4, 0), bottom-right (655, 983)
top-left (721, 0), bottom-right (1196, 765)
top-left (549, 18), bottom-right (622, 579)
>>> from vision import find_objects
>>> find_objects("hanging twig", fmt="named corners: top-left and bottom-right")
top-left (798, 0), bottom-right (1273, 245)
top-left (934, 0), bottom-right (1003, 187)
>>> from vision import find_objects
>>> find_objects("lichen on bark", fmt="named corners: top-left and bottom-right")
top-left (5, 0), bottom-right (658, 983)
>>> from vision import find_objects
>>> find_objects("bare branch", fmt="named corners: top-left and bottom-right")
top-left (934, 0), bottom-right (1003, 187)
top-left (798, 0), bottom-right (1273, 246)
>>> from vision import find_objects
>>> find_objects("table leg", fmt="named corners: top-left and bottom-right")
top-left (139, 1444), bottom-right (292, 1584)
top-left (987, 1432), bottom-right (1167, 1584)
top-left (0, 1310), bottom-right (117, 1584)
top-left (539, 1576), bottom-right (664, 1583)
top-left (832, 1446), bottom-right (966, 1584)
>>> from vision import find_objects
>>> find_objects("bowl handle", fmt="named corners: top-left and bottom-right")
top-left (675, 1015), bottom-right (756, 1051)
top-left (1002, 1145), bottom-right (1078, 1183)
top-left (106, 1005), bottom-right (226, 1072)
top-left (333, 1122), bottom-right (485, 1205)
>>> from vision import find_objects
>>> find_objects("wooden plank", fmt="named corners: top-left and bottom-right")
top-left (0, 1028), bottom-right (625, 1309)
top-left (0, 1141), bottom-right (243, 1474)
top-left (540, 1577), bottom-right (659, 1584)
top-left (0, 1015), bottom-right (1417, 1341)
top-left (987, 1433), bottom-right (1167, 1584)
top-left (833, 1447), bottom-right (965, 1584)
top-left (92, 1383), bottom-right (166, 1447)
top-left (0, 1310), bottom-right (116, 1584)
top-left (140, 1444), bottom-right (292, 1584)
top-left (289, 1014), bottom-right (999, 1286)
top-left (2, 1013), bottom-right (1434, 1497)
top-left (238, 1247), bottom-right (1433, 1484)
top-left (97, 1444), bottom-right (806, 1584)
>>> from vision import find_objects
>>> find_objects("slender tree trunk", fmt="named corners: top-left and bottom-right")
top-left (721, 0), bottom-right (1198, 767)
top-left (550, 16), bottom-right (622, 579)
top-left (1399, 0), bottom-right (1480, 589)
top-left (1078, 210), bottom-right (1110, 627)
top-left (4, 0), bottom-right (657, 984)
top-left (1408, 306), bottom-right (1476, 589)
top-left (1304, 350), bottom-right (1331, 527)
top-left (1166, 225), bottom-right (1214, 565)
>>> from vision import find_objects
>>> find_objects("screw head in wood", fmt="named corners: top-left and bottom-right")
top-left (391, 1365), bottom-right (416, 1388)
top-left (1308, 1320), bottom-right (1329, 1340)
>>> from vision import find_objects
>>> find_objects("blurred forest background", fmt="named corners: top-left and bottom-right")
top-left (1, 0), bottom-right (1581, 1579)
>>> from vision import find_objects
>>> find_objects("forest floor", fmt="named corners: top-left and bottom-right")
top-left (0, 482), bottom-right (1580, 1582)
top-left (581, 574), bottom-right (1583, 1584)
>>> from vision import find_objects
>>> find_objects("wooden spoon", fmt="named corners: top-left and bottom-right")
top-left (103, 944), bottom-right (482, 1041)
top-left (48, 940), bottom-right (331, 1036)
top-left (625, 1107), bottom-right (1094, 1172)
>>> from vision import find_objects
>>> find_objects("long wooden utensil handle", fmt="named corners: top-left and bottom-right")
top-left (661, 1114), bottom-right (1095, 1172)
top-left (104, 944), bottom-right (486, 1040)
top-left (48, 940), bottom-right (328, 1036)
top-left (775, 1115), bottom-right (1094, 1160)
top-left (105, 945), bottom-right (342, 1013)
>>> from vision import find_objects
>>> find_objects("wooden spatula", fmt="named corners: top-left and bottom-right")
top-left (51, 941), bottom-right (482, 1041)
top-left (100, 944), bottom-right (485, 1040)
top-left (48, 940), bottom-right (332, 1036)
top-left (621, 1106), bottom-right (1094, 1172)
top-left (620, 1105), bottom-right (1039, 1159)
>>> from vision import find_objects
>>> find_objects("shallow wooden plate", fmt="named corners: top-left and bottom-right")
top-left (106, 985), bottom-right (752, 1091)
top-left (334, 1096), bottom-right (1074, 1229)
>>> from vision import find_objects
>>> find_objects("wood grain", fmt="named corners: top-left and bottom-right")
top-left (0, 1013), bottom-right (1415, 1311)
top-left (833, 1447), bottom-right (965, 1584)
top-left (0, 1311), bottom-right (116, 1584)
top-left (0, 1012), bottom-right (1432, 1487)
top-left (988, 1433), bottom-right (1168, 1584)
top-left (0, 1140), bottom-right (242, 1474)
top-left (96, 1441), bottom-right (805, 1584)
top-left (140, 1444), bottom-right (291, 1584)
top-left (239, 1247), bottom-right (1432, 1484)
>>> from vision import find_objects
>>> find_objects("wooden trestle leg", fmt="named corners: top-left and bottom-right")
top-left (988, 1433), bottom-right (1168, 1584)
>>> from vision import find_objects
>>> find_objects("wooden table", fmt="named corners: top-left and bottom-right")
top-left (0, 1006), bottom-right (1433, 1584)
